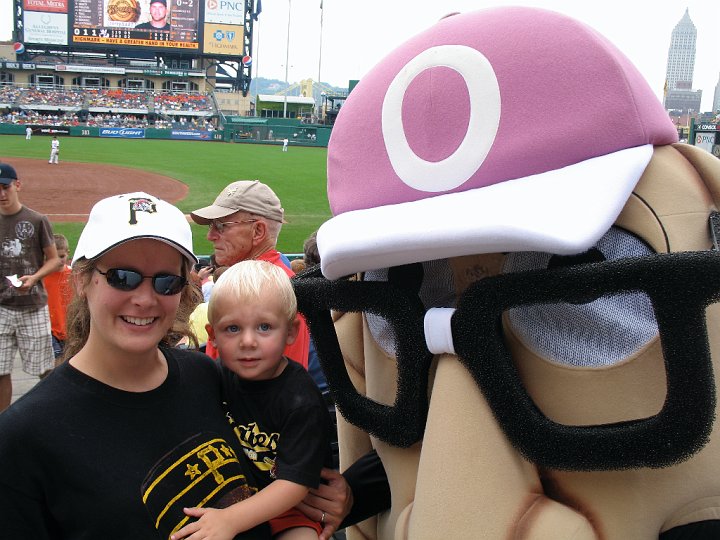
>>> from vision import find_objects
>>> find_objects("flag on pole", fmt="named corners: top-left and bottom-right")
top-left (252, 0), bottom-right (262, 20)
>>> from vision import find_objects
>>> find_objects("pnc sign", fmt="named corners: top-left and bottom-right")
top-left (204, 0), bottom-right (244, 25)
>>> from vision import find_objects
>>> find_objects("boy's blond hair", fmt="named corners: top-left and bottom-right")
top-left (53, 233), bottom-right (69, 252)
top-left (208, 260), bottom-right (297, 325)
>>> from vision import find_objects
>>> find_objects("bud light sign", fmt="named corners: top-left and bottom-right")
top-left (205, 0), bottom-right (245, 25)
top-left (99, 128), bottom-right (145, 138)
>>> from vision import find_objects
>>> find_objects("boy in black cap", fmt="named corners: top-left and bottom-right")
top-left (135, 0), bottom-right (170, 30)
top-left (0, 163), bottom-right (61, 412)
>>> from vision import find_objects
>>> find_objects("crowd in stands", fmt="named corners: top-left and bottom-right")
top-left (0, 85), bottom-right (214, 113)
top-left (0, 86), bottom-right (87, 107)
top-left (85, 112), bottom-right (149, 128)
top-left (153, 91), bottom-right (212, 113)
top-left (85, 89), bottom-right (148, 109)
top-left (161, 116), bottom-right (216, 130)
top-left (17, 88), bottom-right (87, 107)
top-left (0, 86), bottom-right (25, 104)
top-left (2, 110), bottom-right (83, 126)
top-left (0, 85), bottom-right (219, 129)
top-left (1, 109), bottom-right (220, 130)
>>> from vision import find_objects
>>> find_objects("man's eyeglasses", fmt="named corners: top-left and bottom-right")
top-left (209, 219), bottom-right (257, 234)
top-left (0, 182), bottom-right (15, 190)
top-left (293, 251), bottom-right (720, 471)
top-left (96, 268), bottom-right (187, 296)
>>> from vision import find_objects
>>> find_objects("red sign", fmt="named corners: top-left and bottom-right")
top-left (23, 0), bottom-right (68, 13)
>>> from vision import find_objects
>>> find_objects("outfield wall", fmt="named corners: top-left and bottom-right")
top-left (0, 121), bottom-right (333, 147)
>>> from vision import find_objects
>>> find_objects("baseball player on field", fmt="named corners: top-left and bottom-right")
top-left (48, 136), bottom-right (59, 165)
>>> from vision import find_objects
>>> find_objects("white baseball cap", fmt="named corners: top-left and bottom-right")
top-left (73, 192), bottom-right (197, 267)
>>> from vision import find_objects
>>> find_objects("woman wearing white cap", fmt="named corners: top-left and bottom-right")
top-left (0, 193), bottom-right (270, 539)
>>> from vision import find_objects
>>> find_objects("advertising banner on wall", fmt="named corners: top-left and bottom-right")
top-left (23, 12), bottom-right (68, 45)
top-left (99, 127), bottom-right (146, 138)
top-left (24, 0), bottom-right (67, 13)
top-left (203, 23), bottom-right (244, 56)
top-left (204, 0), bottom-right (244, 25)
top-left (695, 132), bottom-right (717, 155)
top-left (171, 129), bottom-right (212, 140)
top-left (35, 126), bottom-right (72, 135)
top-left (0, 62), bottom-right (36, 70)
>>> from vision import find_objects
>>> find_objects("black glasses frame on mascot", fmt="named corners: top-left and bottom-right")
top-left (293, 250), bottom-right (720, 471)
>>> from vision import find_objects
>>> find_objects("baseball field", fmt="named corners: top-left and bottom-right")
top-left (0, 134), bottom-right (332, 257)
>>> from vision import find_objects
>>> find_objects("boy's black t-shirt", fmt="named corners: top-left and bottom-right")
top-left (222, 359), bottom-right (334, 490)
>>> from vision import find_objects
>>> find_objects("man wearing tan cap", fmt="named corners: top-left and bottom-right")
top-left (191, 180), bottom-right (310, 368)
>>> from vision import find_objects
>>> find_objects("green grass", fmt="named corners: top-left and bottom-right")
top-left (0, 135), bottom-right (331, 256)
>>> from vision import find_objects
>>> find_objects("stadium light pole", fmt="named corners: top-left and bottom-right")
top-left (284, 0), bottom-right (291, 119)
top-left (316, 0), bottom-right (324, 121)
top-left (254, 22), bottom-right (260, 117)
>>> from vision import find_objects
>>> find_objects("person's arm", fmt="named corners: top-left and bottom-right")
top-left (339, 449), bottom-right (391, 527)
top-left (188, 265), bottom-right (213, 289)
top-left (171, 479), bottom-right (309, 540)
top-left (19, 243), bottom-right (62, 293)
top-left (296, 450), bottom-right (391, 540)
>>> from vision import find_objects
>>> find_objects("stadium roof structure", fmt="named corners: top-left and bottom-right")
top-left (257, 94), bottom-right (315, 105)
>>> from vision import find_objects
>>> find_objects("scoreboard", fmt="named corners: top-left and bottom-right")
top-left (14, 0), bottom-right (250, 56)
top-left (72, 0), bottom-right (201, 50)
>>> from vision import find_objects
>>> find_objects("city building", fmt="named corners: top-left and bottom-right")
top-left (713, 73), bottom-right (720, 114)
top-left (663, 8), bottom-right (702, 113)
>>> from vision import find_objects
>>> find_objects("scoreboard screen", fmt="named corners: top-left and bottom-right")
top-left (15, 0), bottom-right (252, 66)
top-left (71, 0), bottom-right (201, 51)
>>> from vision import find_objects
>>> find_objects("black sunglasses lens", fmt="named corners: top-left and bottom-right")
top-left (153, 274), bottom-right (186, 295)
top-left (107, 269), bottom-right (143, 290)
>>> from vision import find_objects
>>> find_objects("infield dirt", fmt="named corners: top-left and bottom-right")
top-left (10, 157), bottom-right (188, 222)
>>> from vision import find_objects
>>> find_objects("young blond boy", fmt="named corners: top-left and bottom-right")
top-left (172, 260), bottom-right (333, 540)
top-left (43, 234), bottom-right (72, 361)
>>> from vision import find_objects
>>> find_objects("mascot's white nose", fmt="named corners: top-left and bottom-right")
top-left (424, 307), bottom-right (456, 355)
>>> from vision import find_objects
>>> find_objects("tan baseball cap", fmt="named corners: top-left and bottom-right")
top-left (190, 180), bottom-right (286, 224)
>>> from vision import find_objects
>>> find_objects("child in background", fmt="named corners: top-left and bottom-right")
top-left (189, 265), bottom-right (227, 355)
top-left (172, 260), bottom-right (333, 540)
top-left (43, 233), bottom-right (72, 361)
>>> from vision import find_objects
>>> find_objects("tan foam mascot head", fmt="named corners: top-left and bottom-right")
top-left (294, 7), bottom-right (720, 539)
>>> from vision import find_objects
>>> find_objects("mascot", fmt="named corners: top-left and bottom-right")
top-left (294, 7), bottom-right (720, 539)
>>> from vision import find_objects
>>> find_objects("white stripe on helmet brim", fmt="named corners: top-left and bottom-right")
top-left (318, 144), bottom-right (653, 280)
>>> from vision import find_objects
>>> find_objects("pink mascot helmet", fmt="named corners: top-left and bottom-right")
top-left (318, 7), bottom-right (677, 279)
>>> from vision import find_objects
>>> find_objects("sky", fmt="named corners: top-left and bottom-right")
top-left (1, 0), bottom-right (719, 111)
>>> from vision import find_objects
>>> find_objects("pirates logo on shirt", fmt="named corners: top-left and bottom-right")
top-left (142, 433), bottom-right (257, 538)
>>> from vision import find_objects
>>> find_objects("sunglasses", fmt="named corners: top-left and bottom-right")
top-left (96, 268), bottom-right (186, 296)
top-left (209, 219), bottom-right (257, 234)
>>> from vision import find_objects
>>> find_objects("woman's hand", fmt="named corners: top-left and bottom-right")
top-left (296, 468), bottom-right (353, 540)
